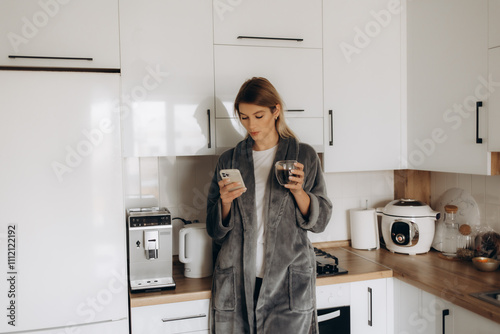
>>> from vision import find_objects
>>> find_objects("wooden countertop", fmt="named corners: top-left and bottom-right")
top-left (129, 241), bottom-right (391, 308)
top-left (129, 241), bottom-right (500, 325)
top-left (345, 245), bottom-right (500, 325)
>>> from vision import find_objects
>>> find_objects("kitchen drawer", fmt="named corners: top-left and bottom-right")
top-left (131, 299), bottom-right (210, 334)
top-left (214, 45), bottom-right (323, 119)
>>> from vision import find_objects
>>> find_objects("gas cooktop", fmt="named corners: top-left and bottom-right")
top-left (315, 247), bottom-right (348, 277)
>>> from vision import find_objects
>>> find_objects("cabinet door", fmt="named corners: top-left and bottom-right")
top-left (407, 0), bottom-right (490, 174)
top-left (350, 279), bottom-right (387, 334)
top-left (488, 47), bottom-right (500, 151)
top-left (453, 303), bottom-right (500, 334)
top-left (213, 0), bottom-right (322, 48)
top-left (489, 0), bottom-right (500, 49)
top-left (0, 71), bottom-right (128, 333)
top-left (323, 0), bottom-right (402, 172)
top-left (0, 0), bottom-right (119, 69)
top-left (119, 0), bottom-right (214, 157)
top-left (131, 299), bottom-right (210, 334)
top-left (420, 290), bottom-right (454, 334)
top-left (394, 280), bottom-right (421, 334)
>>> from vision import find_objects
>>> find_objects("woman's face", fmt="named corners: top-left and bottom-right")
top-left (238, 103), bottom-right (280, 144)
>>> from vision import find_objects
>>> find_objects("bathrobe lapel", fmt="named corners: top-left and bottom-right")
top-left (231, 137), bottom-right (258, 329)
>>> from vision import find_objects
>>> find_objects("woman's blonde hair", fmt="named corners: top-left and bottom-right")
top-left (234, 77), bottom-right (296, 139)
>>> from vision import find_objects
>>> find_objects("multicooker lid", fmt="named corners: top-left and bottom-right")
top-left (377, 199), bottom-right (440, 219)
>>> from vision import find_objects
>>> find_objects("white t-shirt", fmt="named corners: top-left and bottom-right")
top-left (252, 145), bottom-right (278, 278)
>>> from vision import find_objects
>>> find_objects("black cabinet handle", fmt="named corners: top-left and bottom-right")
top-left (237, 36), bottom-right (303, 42)
top-left (476, 101), bottom-right (483, 144)
top-left (442, 309), bottom-right (449, 334)
top-left (207, 109), bottom-right (212, 149)
top-left (9, 55), bottom-right (93, 61)
top-left (285, 109), bottom-right (305, 112)
top-left (368, 287), bottom-right (373, 327)
top-left (328, 110), bottom-right (334, 146)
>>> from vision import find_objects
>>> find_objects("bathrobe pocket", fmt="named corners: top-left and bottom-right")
top-left (213, 266), bottom-right (236, 311)
top-left (288, 265), bottom-right (314, 313)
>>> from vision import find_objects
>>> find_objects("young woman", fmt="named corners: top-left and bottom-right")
top-left (206, 77), bottom-right (332, 333)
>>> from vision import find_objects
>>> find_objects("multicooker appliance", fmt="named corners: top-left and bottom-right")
top-left (377, 199), bottom-right (440, 255)
top-left (127, 207), bottom-right (175, 292)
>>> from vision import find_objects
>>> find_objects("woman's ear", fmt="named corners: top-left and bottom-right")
top-left (274, 104), bottom-right (281, 117)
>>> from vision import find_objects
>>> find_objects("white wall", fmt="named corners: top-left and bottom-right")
top-left (123, 155), bottom-right (395, 243)
top-left (430, 172), bottom-right (500, 233)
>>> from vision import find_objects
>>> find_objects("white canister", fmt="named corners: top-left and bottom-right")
top-left (349, 208), bottom-right (380, 250)
top-left (179, 223), bottom-right (213, 278)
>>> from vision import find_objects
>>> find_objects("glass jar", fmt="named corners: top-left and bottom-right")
top-left (456, 223), bottom-right (474, 260)
top-left (442, 204), bottom-right (459, 257)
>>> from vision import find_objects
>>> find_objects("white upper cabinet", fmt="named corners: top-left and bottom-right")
top-left (214, 45), bottom-right (323, 152)
top-left (323, 0), bottom-right (402, 172)
top-left (489, 0), bottom-right (500, 48)
top-left (214, 45), bottom-right (323, 119)
top-left (213, 0), bottom-right (322, 49)
top-left (489, 47), bottom-right (500, 151)
top-left (119, 0), bottom-right (215, 157)
top-left (0, 0), bottom-right (120, 69)
top-left (406, 0), bottom-right (493, 175)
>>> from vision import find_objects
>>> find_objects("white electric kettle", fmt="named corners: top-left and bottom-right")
top-left (179, 223), bottom-right (213, 278)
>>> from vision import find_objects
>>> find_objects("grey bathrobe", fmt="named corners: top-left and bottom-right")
top-left (206, 137), bottom-right (332, 334)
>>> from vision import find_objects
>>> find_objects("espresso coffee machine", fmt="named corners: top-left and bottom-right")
top-left (127, 207), bottom-right (175, 292)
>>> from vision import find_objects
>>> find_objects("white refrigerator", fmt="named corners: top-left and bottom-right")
top-left (0, 71), bottom-right (129, 333)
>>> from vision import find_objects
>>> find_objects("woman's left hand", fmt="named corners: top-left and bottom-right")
top-left (285, 162), bottom-right (311, 217)
top-left (285, 162), bottom-right (305, 194)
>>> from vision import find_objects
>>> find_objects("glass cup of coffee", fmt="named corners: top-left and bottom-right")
top-left (275, 160), bottom-right (298, 186)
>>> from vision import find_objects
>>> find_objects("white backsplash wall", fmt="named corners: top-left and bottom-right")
top-left (308, 170), bottom-right (394, 243)
top-left (430, 172), bottom-right (500, 233)
top-left (123, 156), bottom-right (395, 243)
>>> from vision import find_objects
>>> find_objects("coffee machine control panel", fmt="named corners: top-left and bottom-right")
top-left (129, 215), bottom-right (171, 227)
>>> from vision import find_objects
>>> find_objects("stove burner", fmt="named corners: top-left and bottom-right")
top-left (315, 247), bottom-right (348, 277)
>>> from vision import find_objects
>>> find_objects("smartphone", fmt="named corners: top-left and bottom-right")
top-left (220, 169), bottom-right (246, 192)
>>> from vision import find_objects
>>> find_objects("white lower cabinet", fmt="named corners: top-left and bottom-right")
top-left (394, 279), bottom-right (500, 334)
top-left (131, 299), bottom-right (210, 334)
top-left (453, 302), bottom-right (500, 334)
top-left (350, 278), bottom-right (390, 334)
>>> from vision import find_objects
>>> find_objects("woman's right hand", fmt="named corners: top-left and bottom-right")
top-left (219, 179), bottom-right (246, 221)
top-left (218, 179), bottom-right (246, 205)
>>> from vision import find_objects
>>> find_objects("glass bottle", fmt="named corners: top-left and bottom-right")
top-left (442, 204), bottom-right (459, 257)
